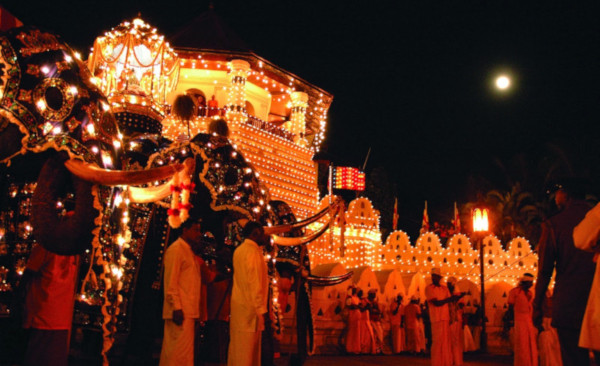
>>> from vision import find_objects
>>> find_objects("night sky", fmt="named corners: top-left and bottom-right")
top-left (4, 1), bottom-right (600, 233)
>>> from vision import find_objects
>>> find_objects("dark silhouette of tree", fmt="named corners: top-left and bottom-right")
top-left (363, 166), bottom-right (396, 240)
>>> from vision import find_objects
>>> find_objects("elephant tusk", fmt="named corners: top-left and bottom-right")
top-left (271, 216), bottom-right (333, 246)
top-left (128, 181), bottom-right (173, 203)
top-left (64, 159), bottom-right (185, 186)
top-left (128, 158), bottom-right (195, 203)
top-left (264, 197), bottom-right (342, 235)
top-left (307, 272), bottom-right (353, 287)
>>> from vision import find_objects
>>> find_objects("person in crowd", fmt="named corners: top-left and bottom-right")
top-left (572, 201), bottom-right (600, 361)
top-left (160, 217), bottom-right (204, 366)
top-left (537, 290), bottom-right (562, 366)
top-left (470, 301), bottom-right (483, 350)
top-left (228, 221), bottom-right (269, 366)
top-left (463, 309), bottom-right (477, 353)
top-left (357, 289), bottom-right (376, 354)
top-left (344, 285), bottom-right (361, 354)
top-left (367, 289), bottom-right (383, 354)
top-left (208, 118), bottom-right (230, 138)
top-left (207, 95), bottom-right (219, 117)
top-left (508, 273), bottom-right (538, 366)
top-left (447, 277), bottom-right (466, 366)
top-left (389, 293), bottom-right (405, 354)
top-left (533, 181), bottom-right (595, 366)
top-left (419, 302), bottom-right (429, 354)
top-left (426, 268), bottom-right (464, 366)
top-left (196, 94), bottom-right (207, 117)
top-left (404, 297), bottom-right (422, 354)
top-left (21, 243), bottom-right (79, 366)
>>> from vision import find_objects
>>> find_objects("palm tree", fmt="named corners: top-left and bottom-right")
top-left (484, 183), bottom-right (545, 246)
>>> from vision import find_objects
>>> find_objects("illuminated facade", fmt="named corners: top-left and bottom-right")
top-left (309, 195), bottom-right (539, 289)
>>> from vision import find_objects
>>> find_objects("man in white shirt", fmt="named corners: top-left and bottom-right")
top-left (159, 218), bottom-right (203, 366)
top-left (228, 221), bottom-right (269, 366)
top-left (426, 268), bottom-right (464, 366)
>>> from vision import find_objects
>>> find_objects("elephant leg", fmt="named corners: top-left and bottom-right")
top-left (295, 283), bottom-right (311, 365)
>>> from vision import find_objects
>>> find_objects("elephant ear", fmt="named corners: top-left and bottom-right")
top-left (192, 134), bottom-right (269, 219)
top-left (0, 26), bottom-right (120, 167)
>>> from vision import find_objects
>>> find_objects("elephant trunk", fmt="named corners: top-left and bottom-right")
top-left (31, 155), bottom-right (97, 255)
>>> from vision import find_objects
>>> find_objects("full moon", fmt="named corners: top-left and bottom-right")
top-left (495, 75), bottom-right (511, 90)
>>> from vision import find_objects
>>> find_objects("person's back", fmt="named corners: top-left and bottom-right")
top-left (534, 187), bottom-right (595, 366)
top-left (228, 222), bottom-right (268, 366)
top-left (404, 303), bottom-right (419, 329)
top-left (535, 199), bottom-right (594, 329)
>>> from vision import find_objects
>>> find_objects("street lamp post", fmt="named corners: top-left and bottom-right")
top-left (472, 207), bottom-right (489, 353)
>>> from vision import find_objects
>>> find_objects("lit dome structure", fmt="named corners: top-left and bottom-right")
top-left (88, 17), bottom-right (179, 128)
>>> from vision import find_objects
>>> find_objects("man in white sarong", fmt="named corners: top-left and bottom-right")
top-left (160, 218), bottom-right (203, 366)
top-left (345, 285), bottom-right (361, 354)
top-left (426, 267), bottom-right (464, 366)
top-left (447, 277), bottom-right (466, 366)
top-left (404, 297), bottom-right (422, 354)
top-left (508, 273), bottom-right (538, 366)
top-left (389, 294), bottom-right (405, 354)
top-left (367, 289), bottom-right (384, 354)
top-left (228, 221), bottom-right (269, 366)
top-left (572, 202), bottom-right (600, 360)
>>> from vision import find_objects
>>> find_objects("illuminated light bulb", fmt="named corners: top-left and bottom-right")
top-left (101, 153), bottom-right (113, 167)
top-left (36, 99), bottom-right (47, 111)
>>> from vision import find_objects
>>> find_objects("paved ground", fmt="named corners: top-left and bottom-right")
top-left (302, 353), bottom-right (513, 366)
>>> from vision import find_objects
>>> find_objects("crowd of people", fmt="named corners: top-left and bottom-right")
top-left (14, 176), bottom-right (600, 366)
top-left (343, 268), bottom-right (483, 365)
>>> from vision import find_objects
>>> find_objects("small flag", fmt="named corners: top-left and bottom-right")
top-left (392, 197), bottom-right (399, 231)
top-left (0, 7), bottom-right (23, 32)
top-left (420, 201), bottom-right (429, 234)
top-left (330, 166), bottom-right (365, 191)
top-left (452, 201), bottom-right (461, 233)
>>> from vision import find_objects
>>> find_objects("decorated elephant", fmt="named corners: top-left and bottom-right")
top-left (0, 25), bottom-right (183, 363)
